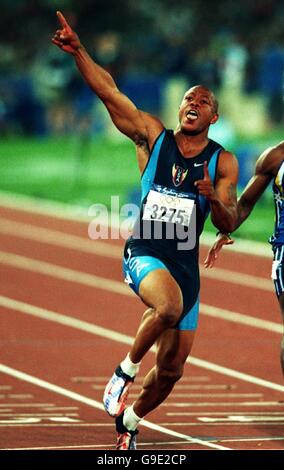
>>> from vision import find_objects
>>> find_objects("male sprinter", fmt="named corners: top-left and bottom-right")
top-left (52, 11), bottom-right (238, 450)
top-left (205, 143), bottom-right (284, 376)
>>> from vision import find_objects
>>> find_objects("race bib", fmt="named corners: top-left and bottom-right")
top-left (271, 259), bottom-right (281, 280)
top-left (143, 188), bottom-right (195, 227)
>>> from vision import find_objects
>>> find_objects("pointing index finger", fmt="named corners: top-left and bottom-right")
top-left (203, 161), bottom-right (209, 180)
top-left (57, 10), bottom-right (71, 30)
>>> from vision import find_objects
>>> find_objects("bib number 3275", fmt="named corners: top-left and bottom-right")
top-left (143, 190), bottom-right (195, 227)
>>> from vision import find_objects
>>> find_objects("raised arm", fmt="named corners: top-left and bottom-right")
top-left (52, 11), bottom-right (163, 145)
top-left (195, 151), bottom-right (239, 233)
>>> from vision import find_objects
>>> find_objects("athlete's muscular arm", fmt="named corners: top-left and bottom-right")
top-left (204, 145), bottom-right (280, 268)
top-left (195, 152), bottom-right (238, 233)
top-left (234, 147), bottom-right (278, 229)
top-left (52, 11), bottom-right (163, 146)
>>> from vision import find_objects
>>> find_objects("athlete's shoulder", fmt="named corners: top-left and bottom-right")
top-left (218, 148), bottom-right (238, 168)
top-left (208, 138), bottom-right (224, 152)
top-left (256, 141), bottom-right (284, 176)
top-left (215, 148), bottom-right (238, 182)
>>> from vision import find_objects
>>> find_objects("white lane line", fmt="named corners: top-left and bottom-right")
top-left (3, 436), bottom-right (284, 450)
top-left (118, 385), bottom-right (238, 390)
top-left (199, 416), bottom-right (284, 422)
top-left (0, 251), bottom-right (130, 296)
top-left (0, 218), bottom-right (273, 292)
top-left (92, 385), bottom-right (219, 390)
top-left (200, 304), bottom-right (281, 332)
top-left (130, 393), bottom-right (263, 398)
top-left (167, 411), bottom-right (284, 416)
top-left (0, 294), bottom-right (284, 393)
top-left (6, 437), bottom-right (284, 450)
top-left (94, 385), bottom-right (262, 397)
top-left (217, 436), bottom-right (284, 443)
top-left (0, 217), bottom-right (272, 288)
top-left (0, 420), bottom-right (283, 429)
top-left (162, 402), bottom-right (284, 407)
top-left (188, 356), bottom-right (284, 392)
top-left (72, 376), bottom-right (211, 382)
top-left (0, 363), bottom-right (230, 451)
top-left (0, 251), bottom-right (281, 333)
top-left (42, 407), bottom-right (79, 410)
top-left (0, 403), bottom-right (54, 407)
top-left (161, 385), bottom-right (237, 390)
top-left (0, 219), bottom-right (122, 258)
top-left (3, 422), bottom-right (283, 428)
top-left (151, 422), bottom-right (284, 427)
top-left (6, 394), bottom-right (33, 399)
top-left (0, 423), bottom-right (114, 428)
top-left (200, 266), bottom-right (273, 292)
top-left (0, 413), bottom-right (79, 417)
top-left (0, 190), bottom-right (272, 258)
top-left (0, 440), bottom-right (212, 450)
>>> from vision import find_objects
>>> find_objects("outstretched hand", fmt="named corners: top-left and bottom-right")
top-left (194, 161), bottom-right (215, 200)
top-left (51, 11), bottom-right (82, 54)
top-left (204, 233), bottom-right (234, 268)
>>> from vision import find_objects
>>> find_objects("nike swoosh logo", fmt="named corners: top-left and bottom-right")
top-left (194, 162), bottom-right (204, 167)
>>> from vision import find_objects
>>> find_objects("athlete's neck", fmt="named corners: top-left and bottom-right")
top-left (174, 130), bottom-right (210, 158)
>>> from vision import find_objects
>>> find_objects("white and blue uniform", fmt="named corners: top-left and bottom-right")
top-left (270, 160), bottom-right (284, 297)
top-left (123, 129), bottom-right (223, 330)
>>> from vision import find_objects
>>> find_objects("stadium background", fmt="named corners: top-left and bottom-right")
top-left (1, 0), bottom-right (284, 242)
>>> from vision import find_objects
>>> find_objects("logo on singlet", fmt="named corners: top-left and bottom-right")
top-left (172, 164), bottom-right (188, 187)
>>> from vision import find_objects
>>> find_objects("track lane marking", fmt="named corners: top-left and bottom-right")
top-left (0, 294), bottom-right (283, 393)
top-left (0, 363), bottom-right (230, 451)
top-left (200, 304), bottom-right (281, 332)
top-left (2, 436), bottom-right (284, 450)
top-left (0, 440), bottom-right (224, 450)
top-left (162, 401), bottom-right (284, 407)
top-left (0, 413), bottom-right (79, 417)
top-left (167, 411), bottom-right (284, 415)
top-left (1, 422), bottom-right (283, 428)
top-left (0, 250), bottom-right (130, 296)
top-left (0, 251), bottom-right (280, 332)
top-left (0, 218), bottom-right (123, 258)
top-left (0, 190), bottom-right (272, 258)
top-left (199, 266), bottom-right (272, 291)
top-left (199, 416), bottom-right (284, 422)
top-left (0, 218), bottom-right (273, 291)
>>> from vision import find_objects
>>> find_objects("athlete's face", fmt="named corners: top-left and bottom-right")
top-left (178, 86), bottom-right (218, 135)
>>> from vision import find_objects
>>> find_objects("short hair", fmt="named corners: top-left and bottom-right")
top-left (185, 85), bottom-right (219, 114)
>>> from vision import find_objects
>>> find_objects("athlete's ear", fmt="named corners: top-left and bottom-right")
top-left (210, 114), bottom-right (219, 125)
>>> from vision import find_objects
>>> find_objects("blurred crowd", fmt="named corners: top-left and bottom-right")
top-left (1, 0), bottom-right (284, 136)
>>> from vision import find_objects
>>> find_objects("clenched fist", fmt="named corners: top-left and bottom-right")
top-left (194, 161), bottom-right (216, 200)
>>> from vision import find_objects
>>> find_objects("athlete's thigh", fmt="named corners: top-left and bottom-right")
top-left (156, 328), bottom-right (195, 368)
top-left (138, 268), bottom-right (183, 314)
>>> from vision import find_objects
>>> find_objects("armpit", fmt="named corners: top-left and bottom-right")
top-left (134, 133), bottom-right (150, 152)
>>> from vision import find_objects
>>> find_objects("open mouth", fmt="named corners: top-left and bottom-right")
top-left (186, 109), bottom-right (198, 121)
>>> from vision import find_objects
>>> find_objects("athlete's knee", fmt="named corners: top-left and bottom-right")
top-left (155, 298), bottom-right (183, 328)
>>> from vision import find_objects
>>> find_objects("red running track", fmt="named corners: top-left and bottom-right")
top-left (0, 197), bottom-right (283, 451)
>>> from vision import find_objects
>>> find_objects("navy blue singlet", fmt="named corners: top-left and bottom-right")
top-left (124, 129), bottom-right (223, 330)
